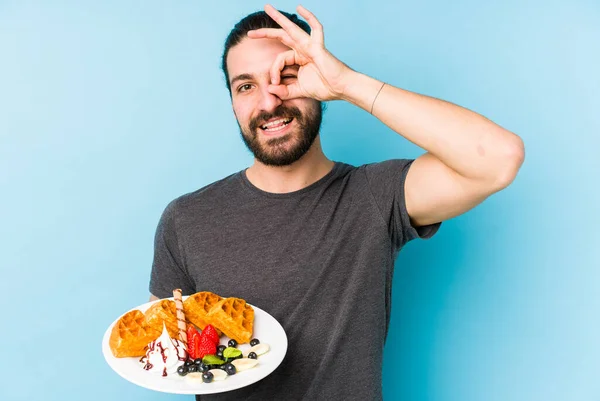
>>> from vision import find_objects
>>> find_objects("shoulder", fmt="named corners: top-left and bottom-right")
top-left (162, 170), bottom-right (244, 217)
top-left (335, 159), bottom-right (414, 184)
top-left (359, 159), bottom-right (414, 174)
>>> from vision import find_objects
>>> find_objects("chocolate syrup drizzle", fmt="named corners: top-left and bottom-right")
top-left (140, 337), bottom-right (186, 376)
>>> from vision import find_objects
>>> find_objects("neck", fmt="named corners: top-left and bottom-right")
top-left (245, 137), bottom-right (334, 193)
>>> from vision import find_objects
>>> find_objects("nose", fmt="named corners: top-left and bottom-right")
top-left (257, 84), bottom-right (282, 112)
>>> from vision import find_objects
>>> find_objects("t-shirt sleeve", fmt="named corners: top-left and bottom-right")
top-left (363, 159), bottom-right (441, 250)
top-left (149, 200), bottom-right (196, 298)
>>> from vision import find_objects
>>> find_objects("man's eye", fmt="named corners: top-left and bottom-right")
top-left (238, 84), bottom-right (253, 92)
top-left (281, 75), bottom-right (297, 81)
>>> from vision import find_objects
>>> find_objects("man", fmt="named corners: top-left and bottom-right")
top-left (149, 5), bottom-right (524, 400)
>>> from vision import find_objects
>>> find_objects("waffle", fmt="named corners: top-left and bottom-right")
top-left (109, 309), bottom-right (161, 357)
top-left (206, 297), bottom-right (254, 344)
top-left (144, 299), bottom-right (180, 338)
top-left (183, 291), bottom-right (224, 331)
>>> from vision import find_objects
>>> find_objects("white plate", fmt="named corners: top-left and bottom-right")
top-left (101, 297), bottom-right (287, 394)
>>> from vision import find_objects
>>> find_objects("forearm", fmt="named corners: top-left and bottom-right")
top-left (339, 71), bottom-right (525, 187)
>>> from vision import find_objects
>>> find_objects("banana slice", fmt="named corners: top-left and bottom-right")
top-left (208, 368), bottom-right (228, 381)
top-left (244, 343), bottom-right (270, 357)
top-left (231, 358), bottom-right (259, 372)
top-left (185, 372), bottom-right (204, 384)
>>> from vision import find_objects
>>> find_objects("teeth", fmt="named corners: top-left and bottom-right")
top-left (261, 118), bottom-right (292, 130)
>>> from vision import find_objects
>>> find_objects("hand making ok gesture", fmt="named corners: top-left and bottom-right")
top-left (247, 4), bottom-right (354, 102)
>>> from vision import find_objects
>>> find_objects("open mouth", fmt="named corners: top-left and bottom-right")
top-left (260, 117), bottom-right (293, 132)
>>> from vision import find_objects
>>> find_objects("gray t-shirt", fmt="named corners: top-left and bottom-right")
top-left (149, 159), bottom-right (440, 400)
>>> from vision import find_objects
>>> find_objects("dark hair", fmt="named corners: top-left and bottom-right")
top-left (221, 10), bottom-right (311, 94)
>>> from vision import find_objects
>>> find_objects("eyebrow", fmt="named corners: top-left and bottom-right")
top-left (230, 66), bottom-right (300, 88)
top-left (230, 73), bottom-right (254, 88)
top-left (281, 66), bottom-right (299, 75)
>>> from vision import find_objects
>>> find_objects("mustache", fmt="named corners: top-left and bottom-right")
top-left (249, 105), bottom-right (303, 131)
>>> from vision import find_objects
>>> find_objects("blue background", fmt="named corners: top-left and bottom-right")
top-left (1, 0), bottom-right (598, 400)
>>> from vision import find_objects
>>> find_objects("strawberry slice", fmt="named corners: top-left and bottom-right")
top-left (201, 324), bottom-right (220, 345)
top-left (196, 335), bottom-right (217, 359)
top-left (186, 325), bottom-right (201, 360)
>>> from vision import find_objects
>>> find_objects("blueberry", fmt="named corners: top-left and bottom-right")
top-left (228, 339), bottom-right (238, 348)
top-left (187, 365), bottom-right (198, 373)
top-left (250, 338), bottom-right (260, 347)
top-left (194, 358), bottom-right (203, 366)
top-left (248, 352), bottom-right (258, 359)
top-left (217, 345), bottom-right (227, 353)
top-left (177, 365), bottom-right (188, 376)
top-left (184, 359), bottom-right (194, 367)
top-left (224, 363), bottom-right (236, 375)
top-left (198, 363), bottom-right (209, 372)
top-left (202, 371), bottom-right (214, 383)
top-left (216, 350), bottom-right (224, 358)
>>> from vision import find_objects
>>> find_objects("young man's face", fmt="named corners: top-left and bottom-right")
top-left (227, 37), bottom-right (322, 167)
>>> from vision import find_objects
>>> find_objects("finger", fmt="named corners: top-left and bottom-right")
top-left (270, 50), bottom-right (297, 85)
top-left (296, 5), bottom-right (324, 44)
top-left (247, 28), bottom-right (296, 49)
top-left (268, 83), bottom-right (303, 100)
top-left (264, 4), bottom-right (309, 43)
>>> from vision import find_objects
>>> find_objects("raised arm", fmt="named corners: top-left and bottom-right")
top-left (248, 4), bottom-right (525, 226)
top-left (341, 74), bottom-right (525, 226)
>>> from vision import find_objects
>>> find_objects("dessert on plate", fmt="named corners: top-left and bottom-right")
top-left (107, 289), bottom-right (271, 383)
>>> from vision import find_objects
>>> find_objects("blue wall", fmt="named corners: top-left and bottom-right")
top-left (1, 1), bottom-right (598, 400)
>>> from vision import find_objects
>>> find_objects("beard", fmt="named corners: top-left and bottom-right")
top-left (238, 102), bottom-right (322, 167)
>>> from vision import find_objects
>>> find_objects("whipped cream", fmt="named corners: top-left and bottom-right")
top-left (140, 324), bottom-right (186, 377)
